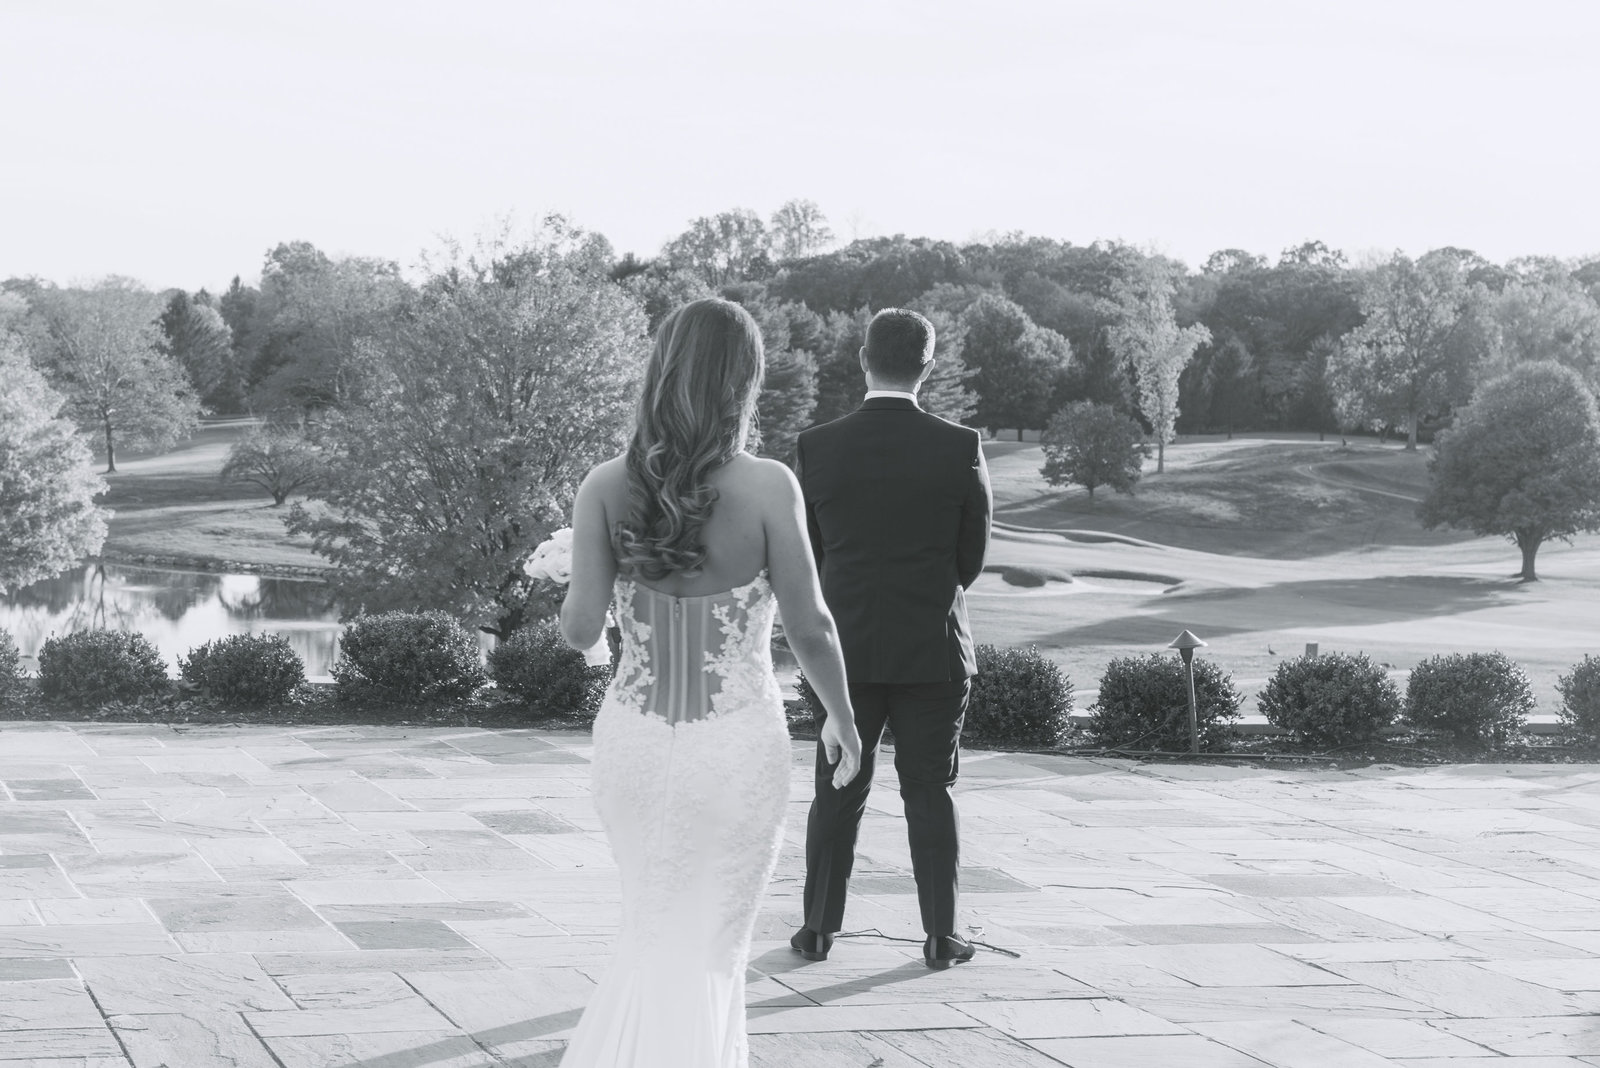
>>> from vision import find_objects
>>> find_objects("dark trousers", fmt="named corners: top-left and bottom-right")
top-left (802, 679), bottom-right (970, 938)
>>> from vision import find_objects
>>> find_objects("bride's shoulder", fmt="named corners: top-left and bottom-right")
top-left (577, 455), bottom-right (629, 503)
top-left (725, 452), bottom-right (796, 485)
top-left (722, 454), bottom-right (801, 508)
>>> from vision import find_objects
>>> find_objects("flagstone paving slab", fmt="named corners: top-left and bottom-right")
top-left (1024, 1033), bottom-right (1275, 1066)
top-left (0, 1027), bottom-right (123, 1060)
top-left (3, 723), bottom-right (1600, 1066)
top-left (108, 1011), bottom-right (280, 1068)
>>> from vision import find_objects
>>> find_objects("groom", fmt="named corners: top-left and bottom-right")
top-left (790, 308), bottom-right (992, 970)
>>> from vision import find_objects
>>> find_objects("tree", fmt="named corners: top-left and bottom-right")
top-left (1202, 335), bottom-right (1262, 438)
top-left (1278, 240), bottom-right (1347, 270)
top-left (1418, 362), bottom-right (1600, 581)
top-left (1040, 401), bottom-right (1148, 501)
top-left (1327, 251), bottom-right (1485, 451)
top-left (1489, 274), bottom-right (1600, 390)
top-left (661, 209), bottom-right (772, 288)
top-left (1203, 249), bottom-right (1268, 275)
top-left (956, 293), bottom-right (1073, 438)
top-left (159, 290), bottom-right (240, 412)
top-left (0, 332), bottom-right (108, 593)
top-left (1107, 259), bottom-right (1210, 471)
top-left (769, 235), bottom-right (967, 314)
top-left (220, 422), bottom-right (323, 505)
top-left (287, 224), bottom-right (649, 637)
top-left (770, 199), bottom-right (834, 261)
top-left (246, 244), bottom-right (409, 412)
top-left (30, 279), bottom-right (200, 472)
top-left (619, 265), bottom-right (715, 334)
top-left (1185, 242), bottom-right (1362, 433)
top-left (1296, 333), bottom-right (1341, 438)
top-left (727, 287), bottom-right (821, 462)
top-left (909, 306), bottom-right (979, 427)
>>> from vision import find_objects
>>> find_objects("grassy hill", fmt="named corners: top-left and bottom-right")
top-left (973, 434), bottom-right (1600, 707)
top-left (987, 434), bottom-right (1466, 558)
top-left (98, 419), bottom-right (326, 572)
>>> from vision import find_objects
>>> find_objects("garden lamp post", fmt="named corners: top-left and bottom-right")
top-left (1167, 629), bottom-right (1207, 754)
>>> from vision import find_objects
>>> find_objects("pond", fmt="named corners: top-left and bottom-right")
top-left (0, 563), bottom-right (346, 679)
top-left (1, 564), bottom-right (801, 688)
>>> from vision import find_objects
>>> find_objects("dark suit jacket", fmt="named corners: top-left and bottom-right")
top-left (795, 397), bottom-right (992, 684)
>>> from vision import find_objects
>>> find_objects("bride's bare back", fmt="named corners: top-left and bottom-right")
top-left (573, 453), bottom-right (770, 597)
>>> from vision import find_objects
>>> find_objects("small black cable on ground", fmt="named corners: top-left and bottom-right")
top-left (835, 927), bottom-right (1022, 959)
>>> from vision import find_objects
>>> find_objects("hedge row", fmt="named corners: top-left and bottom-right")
top-left (0, 614), bottom-right (607, 720)
top-left (6, 620), bottom-right (1600, 750)
top-left (803, 645), bottom-right (1600, 752)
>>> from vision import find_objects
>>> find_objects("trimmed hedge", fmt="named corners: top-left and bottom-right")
top-left (1405, 651), bottom-right (1534, 746)
top-left (333, 610), bottom-right (486, 704)
top-left (965, 644), bottom-right (1073, 747)
top-left (179, 633), bottom-right (305, 706)
top-left (1257, 652), bottom-right (1401, 747)
top-left (1556, 655), bottom-right (1600, 746)
top-left (0, 628), bottom-right (21, 701)
top-left (37, 630), bottom-right (169, 704)
top-left (796, 646), bottom-right (1072, 748)
top-left (488, 617), bottom-right (612, 721)
top-left (1089, 653), bottom-right (1244, 751)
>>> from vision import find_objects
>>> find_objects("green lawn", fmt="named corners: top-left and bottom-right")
top-left (98, 419), bottom-right (327, 572)
top-left (975, 434), bottom-right (1600, 708)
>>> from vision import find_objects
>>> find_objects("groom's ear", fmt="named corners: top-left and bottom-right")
top-left (917, 359), bottom-right (936, 386)
top-left (858, 346), bottom-right (870, 376)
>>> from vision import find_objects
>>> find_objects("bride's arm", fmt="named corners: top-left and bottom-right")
top-left (760, 460), bottom-right (862, 788)
top-left (561, 460), bottom-right (621, 651)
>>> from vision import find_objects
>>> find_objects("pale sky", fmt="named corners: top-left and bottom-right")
top-left (2, 0), bottom-right (1597, 293)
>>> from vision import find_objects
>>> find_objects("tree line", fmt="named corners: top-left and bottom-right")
top-left (5, 202), bottom-right (1600, 625)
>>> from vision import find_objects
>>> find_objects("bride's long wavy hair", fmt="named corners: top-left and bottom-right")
top-left (612, 298), bottom-right (765, 580)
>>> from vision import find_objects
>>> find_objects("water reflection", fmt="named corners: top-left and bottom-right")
top-left (0, 563), bottom-right (344, 679)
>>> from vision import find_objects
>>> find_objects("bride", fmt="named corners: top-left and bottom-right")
top-left (558, 297), bottom-right (864, 1067)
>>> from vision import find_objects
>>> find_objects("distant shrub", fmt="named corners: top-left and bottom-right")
top-left (1257, 652), bottom-right (1402, 746)
top-left (965, 644), bottom-right (1073, 746)
top-left (488, 617), bottom-right (611, 721)
top-left (1555, 655), bottom-right (1600, 746)
top-left (800, 649), bottom-right (1074, 749)
top-left (179, 633), bottom-right (305, 706)
top-left (1405, 651), bottom-right (1534, 746)
top-left (795, 671), bottom-right (824, 719)
top-left (37, 630), bottom-right (169, 704)
top-left (1089, 653), bottom-right (1244, 751)
top-left (333, 611), bottom-right (486, 704)
top-left (0, 628), bottom-right (21, 700)
top-left (795, 672), bottom-right (896, 745)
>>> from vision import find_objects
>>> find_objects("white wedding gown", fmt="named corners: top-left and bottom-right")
top-left (560, 571), bottom-right (793, 1068)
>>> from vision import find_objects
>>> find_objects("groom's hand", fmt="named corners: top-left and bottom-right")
top-left (821, 716), bottom-right (863, 790)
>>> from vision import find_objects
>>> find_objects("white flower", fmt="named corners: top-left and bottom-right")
top-left (524, 526), bottom-right (574, 585)
top-left (581, 635), bottom-right (612, 667)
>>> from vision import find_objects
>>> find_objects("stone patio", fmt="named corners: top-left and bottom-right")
top-left (1, 723), bottom-right (1598, 1067)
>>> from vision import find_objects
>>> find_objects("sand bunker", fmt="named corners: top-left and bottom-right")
top-left (975, 566), bottom-right (1179, 597)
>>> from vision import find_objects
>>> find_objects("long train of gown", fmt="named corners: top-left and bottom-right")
top-left (559, 572), bottom-right (792, 1068)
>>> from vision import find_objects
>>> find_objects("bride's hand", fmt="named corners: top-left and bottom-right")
top-left (821, 715), bottom-right (863, 790)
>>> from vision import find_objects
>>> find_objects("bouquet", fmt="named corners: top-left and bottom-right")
top-left (525, 527), bottom-right (611, 667)
top-left (523, 526), bottom-right (574, 585)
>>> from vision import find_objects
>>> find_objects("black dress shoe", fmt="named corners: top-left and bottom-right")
top-left (923, 934), bottom-right (976, 970)
top-left (789, 928), bottom-right (834, 961)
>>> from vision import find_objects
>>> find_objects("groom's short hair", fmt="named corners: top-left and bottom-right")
top-left (864, 309), bottom-right (935, 384)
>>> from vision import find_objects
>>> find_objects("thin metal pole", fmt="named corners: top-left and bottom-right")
top-left (1185, 658), bottom-right (1199, 754)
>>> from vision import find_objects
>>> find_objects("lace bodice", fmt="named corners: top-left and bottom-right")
top-left (608, 570), bottom-right (780, 725)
